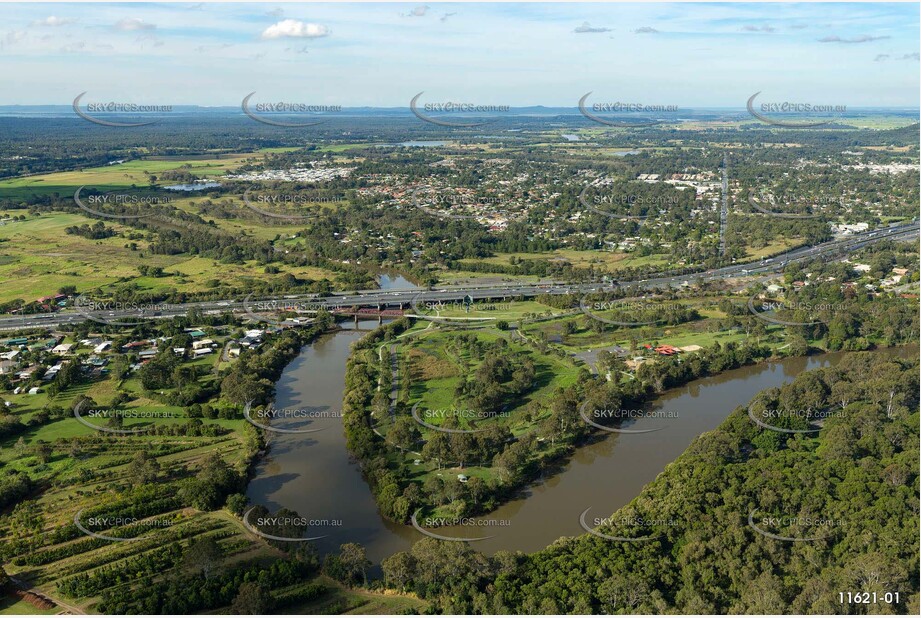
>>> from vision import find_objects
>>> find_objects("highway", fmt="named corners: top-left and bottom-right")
top-left (0, 221), bottom-right (916, 332)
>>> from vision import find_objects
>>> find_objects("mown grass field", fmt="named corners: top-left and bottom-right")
top-left (742, 237), bottom-right (804, 260)
top-left (315, 143), bottom-right (379, 153)
top-left (458, 248), bottom-right (670, 271)
top-left (417, 299), bottom-right (568, 321)
top-left (433, 270), bottom-right (544, 284)
top-left (372, 322), bottom-right (582, 488)
top-left (519, 294), bottom-right (786, 355)
top-left (403, 295), bottom-right (795, 379)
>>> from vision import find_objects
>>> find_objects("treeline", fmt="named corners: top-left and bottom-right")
top-left (381, 350), bottom-right (920, 614)
top-left (65, 221), bottom-right (117, 239)
top-left (218, 314), bottom-right (333, 407)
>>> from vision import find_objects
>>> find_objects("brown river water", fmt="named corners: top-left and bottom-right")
top-left (246, 320), bottom-right (916, 563)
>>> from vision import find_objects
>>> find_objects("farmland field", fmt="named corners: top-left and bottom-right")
top-left (0, 153), bottom-right (261, 200)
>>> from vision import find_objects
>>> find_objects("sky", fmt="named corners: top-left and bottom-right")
top-left (0, 2), bottom-right (918, 107)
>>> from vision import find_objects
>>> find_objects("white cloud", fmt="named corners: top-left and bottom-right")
top-left (741, 25), bottom-right (776, 33)
top-left (261, 19), bottom-right (330, 40)
top-left (195, 42), bottom-right (233, 53)
top-left (115, 18), bottom-right (156, 32)
top-left (33, 16), bottom-right (76, 27)
top-left (634, 27), bottom-right (659, 34)
top-left (60, 42), bottom-right (86, 53)
top-left (407, 6), bottom-right (430, 18)
top-left (574, 22), bottom-right (611, 34)
top-left (3, 30), bottom-right (26, 46)
top-left (819, 34), bottom-right (889, 44)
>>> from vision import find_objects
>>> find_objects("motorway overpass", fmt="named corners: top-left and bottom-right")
top-left (0, 221), bottom-right (916, 332)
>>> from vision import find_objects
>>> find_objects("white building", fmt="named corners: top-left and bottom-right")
top-left (51, 343), bottom-right (75, 355)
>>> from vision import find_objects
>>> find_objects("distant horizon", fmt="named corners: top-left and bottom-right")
top-left (0, 2), bottom-right (918, 107)
top-left (1, 104), bottom-right (919, 111)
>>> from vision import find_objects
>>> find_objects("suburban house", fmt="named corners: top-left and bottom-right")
top-left (93, 341), bottom-right (113, 354)
top-left (51, 343), bottom-right (75, 355)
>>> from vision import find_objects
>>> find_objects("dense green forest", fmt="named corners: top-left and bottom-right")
top-left (380, 350), bottom-right (920, 614)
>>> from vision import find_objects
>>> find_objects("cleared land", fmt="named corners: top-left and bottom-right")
top-left (0, 154), bottom-right (259, 200)
top-left (0, 210), bottom-right (339, 304)
top-left (458, 249), bottom-right (670, 271)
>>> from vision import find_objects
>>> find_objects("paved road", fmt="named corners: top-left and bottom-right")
top-left (0, 221), bottom-right (916, 332)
